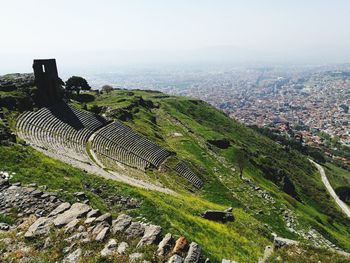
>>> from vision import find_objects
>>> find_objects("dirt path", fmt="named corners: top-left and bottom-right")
top-left (310, 159), bottom-right (350, 218)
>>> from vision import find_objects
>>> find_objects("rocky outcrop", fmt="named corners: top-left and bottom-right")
top-left (201, 210), bottom-right (234, 222)
top-left (53, 203), bottom-right (91, 227)
top-left (0, 180), bottom-right (208, 262)
top-left (0, 180), bottom-right (62, 218)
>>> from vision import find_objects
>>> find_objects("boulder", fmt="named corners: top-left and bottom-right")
top-left (53, 203), bottom-right (91, 227)
top-left (24, 217), bottom-right (52, 238)
top-left (201, 210), bottom-right (234, 222)
top-left (95, 213), bottom-right (112, 225)
top-left (157, 233), bottom-right (174, 256)
top-left (125, 221), bottom-right (145, 239)
top-left (111, 214), bottom-right (132, 234)
top-left (63, 248), bottom-right (82, 263)
top-left (221, 260), bottom-right (237, 263)
top-left (48, 202), bottom-right (71, 217)
top-left (100, 239), bottom-right (117, 257)
top-left (117, 241), bottom-right (129, 254)
top-left (172, 236), bottom-right (189, 254)
top-left (184, 242), bottom-right (201, 263)
top-left (168, 254), bottom-right (184, 263)
top-left (137, 224), bottom-right (162, 248)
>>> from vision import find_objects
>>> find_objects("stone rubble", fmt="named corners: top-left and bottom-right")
top-left (0, 180), bottom-right (209, 262)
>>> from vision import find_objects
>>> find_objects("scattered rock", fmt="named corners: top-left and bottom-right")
top-left (117, 241), bottom-right (129, 254)
top-left (157, 233), bottom-right (174, 256)
top-left (111, 213), bottom-right (132, 234)
top-left (184, 242), bottom-right (201, 263)
top-left (24, 217), bottom-right (52, 238)
top-left (137, 224), bottom-right (162, 248)
top-left (168, 254), bottom-right (184, 263)
top-left (100, 239), bottom-right (117, 257)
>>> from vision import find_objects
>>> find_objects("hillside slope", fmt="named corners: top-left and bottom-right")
top-left (0, 76), bottom-right (350, 262)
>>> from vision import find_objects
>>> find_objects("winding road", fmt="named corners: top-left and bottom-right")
top-left (310, 159), bottom-right (350, 218)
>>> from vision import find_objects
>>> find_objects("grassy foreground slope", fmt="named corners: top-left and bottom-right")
top-left (1, 83), bottom-right (350, 262)
top-left (0, 144), bottom-right (269, 262)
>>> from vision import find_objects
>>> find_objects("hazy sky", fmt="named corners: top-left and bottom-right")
top-left (1, 0), bottom-right (350, 73)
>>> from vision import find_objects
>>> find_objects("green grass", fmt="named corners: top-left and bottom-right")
top-left (83, 89), bottom-right (350, 251)
top-left (2, 86), bottom-right (350, 262)
top-left (0, 143), bottom-right (270, 262)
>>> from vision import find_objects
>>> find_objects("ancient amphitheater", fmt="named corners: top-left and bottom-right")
top-left (16, 102), bottom-right (203, 189)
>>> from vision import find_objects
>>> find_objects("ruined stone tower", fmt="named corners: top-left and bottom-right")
top-left (32, 59), bottom-right (62, 106)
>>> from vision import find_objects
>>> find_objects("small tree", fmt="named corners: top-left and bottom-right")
top-left (235, 148), bottom-right (248, 179)
top-left (101, 85), bottom-right (113, 94)
top-left (65, 76), bottom-right (91, 95)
